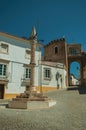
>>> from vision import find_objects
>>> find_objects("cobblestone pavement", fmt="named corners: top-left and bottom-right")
top-left (0, 87), bottom-right (86, 130)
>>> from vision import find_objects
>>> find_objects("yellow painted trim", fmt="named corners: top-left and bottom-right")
top-left (3, 86), bottom-right (67, 99)
top-left (36, 86), bottom-right (57, 93)
top-left (4, 94), bottom-right (20, 99)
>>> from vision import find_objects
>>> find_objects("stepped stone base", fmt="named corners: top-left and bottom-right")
top-left (8, 91), bottom-right (56, 109)
top-left (8, 99), bottom-right (56, 109)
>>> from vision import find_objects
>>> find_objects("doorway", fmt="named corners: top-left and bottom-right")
top-left (0, 84), bottom-right (4, 99)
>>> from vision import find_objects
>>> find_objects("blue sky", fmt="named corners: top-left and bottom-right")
top-left (0, 0), bottom-right (86, 77)
top-left (70, 62), bottom-right (80, 79)
top-left (0, 0), bottom-right (86, 47)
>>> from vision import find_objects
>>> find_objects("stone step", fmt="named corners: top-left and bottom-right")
top-left (8, 100), bottom-right (56, 109)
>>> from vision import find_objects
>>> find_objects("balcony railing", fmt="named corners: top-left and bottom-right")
top-left (68, 53), bottom-right (81, 56)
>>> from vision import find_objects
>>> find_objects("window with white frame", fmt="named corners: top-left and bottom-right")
top-left (0, 43), bottom-right (8, 53)
top-left (25, 49), bottom-right (31, 59)
top-left (0, 64), bottom-right (7, 77)
top-left (25, 68), bottom-right (31, 79)
top-left (44, 68), bottom-right (51, 79)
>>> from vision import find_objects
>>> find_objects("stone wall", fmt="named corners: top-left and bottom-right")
top-left (44, 38), bottom-right (67, 66)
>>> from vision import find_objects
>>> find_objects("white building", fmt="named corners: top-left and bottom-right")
top-left (37, 61), bottom-right (67, 92)
top-left (69, 74), bottom-right (79, 85)
top-left (0, 29), bottom-right (67, 99)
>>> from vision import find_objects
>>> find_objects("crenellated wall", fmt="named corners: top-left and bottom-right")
top-left (44, 38), bottom-right (68, 66)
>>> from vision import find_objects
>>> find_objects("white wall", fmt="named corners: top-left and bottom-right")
top-left (41, 65), bottom-right (66, 89)
top-left (0, 36), bottom-right (41, 94)
top-left (0, 34), bottom-right (67, 95)
top-left (70, 75), bottom-right (79, 85)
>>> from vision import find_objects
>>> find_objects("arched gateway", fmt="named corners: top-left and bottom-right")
top-left (67, 44), bottom-right (86, 86)
top-left (44, 38), bottom-right (86, 87)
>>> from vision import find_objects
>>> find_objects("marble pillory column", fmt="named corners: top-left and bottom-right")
top-left (8, 27), bottom-right (56, 109)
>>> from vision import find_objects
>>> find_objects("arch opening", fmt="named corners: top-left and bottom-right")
top-left (69, 61), bottom-right (81, 86)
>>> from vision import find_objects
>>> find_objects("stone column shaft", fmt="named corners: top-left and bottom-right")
top-left (30, 43), bottom-right (36, 91)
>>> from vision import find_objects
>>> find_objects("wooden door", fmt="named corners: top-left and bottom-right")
top-left (0, 84), bottom-right (4, 99)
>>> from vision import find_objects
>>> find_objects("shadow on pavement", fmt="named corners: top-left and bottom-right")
top-left (67, 86), bottom-right (86, 94)
top-left (78, 86), bottom-right (86, 94)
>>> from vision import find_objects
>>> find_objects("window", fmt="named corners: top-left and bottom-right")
top-left (25, 49), bottom-right (31, 59)
top-left (69, 48), bottom-right (76, 55)
top-left (44, 68), bottom-right (51, 79)
top-left (0, 64), bottom-right (7, 77)
top-left (54, 46), bottom-right (58, 54)
top-left (25, 68), bottom-right (31, 79)
top-left (0, 43), bottom-right (8, 53)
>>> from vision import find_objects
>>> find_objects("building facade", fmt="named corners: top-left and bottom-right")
top-left (44, 38), bottom-right (68, 66)
top-left (44, 38), bottom-right (68, 86)
top-left (39, 61), bottom-right (67, 92)
top-left (0, 32), bottom-right (41, 99)
top-left (0, 31), bottom-right (67, 99)
top-left (67, 43), bottom-right (86, 86)
top-left (44, 39), bottom-right (86, 87)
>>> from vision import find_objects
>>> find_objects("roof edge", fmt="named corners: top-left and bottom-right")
top-left (0, 32), bottom-right (42, 46)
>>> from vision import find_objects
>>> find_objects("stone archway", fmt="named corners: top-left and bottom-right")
top-left (68, 58), bottom-right (82, 86)
top-left (67, 44), bottom-right (83, 86)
